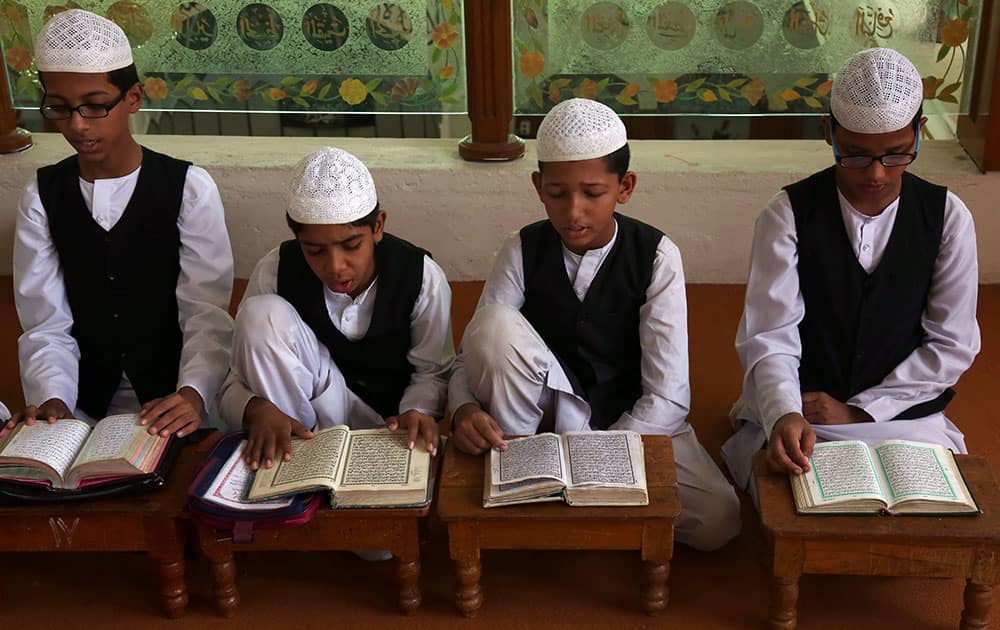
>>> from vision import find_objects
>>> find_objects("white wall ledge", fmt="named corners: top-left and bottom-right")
top-left (1, 133), bottom-right (996, 283)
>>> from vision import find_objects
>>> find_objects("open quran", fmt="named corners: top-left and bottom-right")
top-left (791, 439), bottom-right (979, 515)
top-left (0, 414), bottom-right (171, 490)
top-left (484, 431), bottom-right (648, 508)
top-left (247, 426), bottom-right (432, 508)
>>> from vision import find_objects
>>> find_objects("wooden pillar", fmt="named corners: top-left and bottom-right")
top-left (459, 0), bottom-right (524, 161)
top-left (957, 0), bottom-right (1000, 171)
top-left (0, 60), bottom-right (33, 154)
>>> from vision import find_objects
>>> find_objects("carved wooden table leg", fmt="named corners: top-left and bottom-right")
top-left (455, 558), bottom-right (483, 617)
top-left (146, 517), bottom-right (189, 618)
top-left (195, 526), bottom-right (240, 617)
top-left (960, 581), bottom-right (993, 630)
top-left (641, 560), bottom-right (669, 615)
top-left (152, 552), bottom-right (188, 618)
top-left (768, 576), bottom-right (799, 630)
top-left (397, 555), bottom-right (421, 614)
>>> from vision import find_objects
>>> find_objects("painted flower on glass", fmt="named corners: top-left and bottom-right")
top-left (339, 78), bottom-right (368, 105)
top-left (144, 77), bottom-right (168, 101)
top-left (233, 79), bottom-right (252, 102)
top-left (573, 78), bottom-right (599, 99)
top-left (518, 51), bottom-right (544, 79)
top-left (941, 19), bottom-right (969, 47)
top-left (431, 22), bottom-right (459, 49)
top-left (3, 46), bottom-right (32, 72)
top-left (653, 79), bottom-right (678, 104)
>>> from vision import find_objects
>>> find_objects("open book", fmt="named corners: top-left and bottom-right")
top-left (484, 431), bottom-right (648, 508)
top-left (0, 414), bottom-right (171, 490)
top-left (247, 426), bottom-right (432, 508)
top-left (792, 439), bottom-right (979, 515)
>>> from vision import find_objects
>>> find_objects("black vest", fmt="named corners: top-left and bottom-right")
top-left (276, 233), bottom-right (427, 418)
top-left (520, 214), bottom-right (663, 429)
top-left (787, 167), bottom-right (954, 419)
top-left (38, 147), bottom-right (189, 418)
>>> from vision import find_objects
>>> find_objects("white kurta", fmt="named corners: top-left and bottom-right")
top-left (722, 186), bottom-right (981, 491)
top-left (13, 164), bottom-right (235, 424)
top-left (450, 219), bottom-right (741, 551)
top-left (449, 221), bottom-right (691, 435)
top-left (218, 246), bottom-right (455, 431)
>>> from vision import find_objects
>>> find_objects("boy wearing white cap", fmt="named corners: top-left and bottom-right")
top-left (722, 48), bottom-right (981, 495)
top-left (8, 10), bottom-right (233, 437)
top-left (449, 98), bottom-right (741, 551)
top-left (219, 148), bottom-right (453, 472)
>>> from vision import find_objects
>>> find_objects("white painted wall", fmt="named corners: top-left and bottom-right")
top-left (1, 133), bottom-right (997, 282)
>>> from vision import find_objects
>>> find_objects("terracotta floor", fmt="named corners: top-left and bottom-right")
top-left (1, 280), bottom-right (998, 629)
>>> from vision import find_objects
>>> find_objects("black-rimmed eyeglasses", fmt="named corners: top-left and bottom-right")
top-left (39, 92), bottom-right (125, 120)
top-left (831, 131), bottom-right (920, 169)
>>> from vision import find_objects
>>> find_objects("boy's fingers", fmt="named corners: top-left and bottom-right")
top-left (801, 427), bottom-right (817, 461)
top-left (407, 419), bottom-right (420, 449)
top-left (262, 433), bottom-right (276, 469)
top-left (386, 416), bottom-right (399, 431)
top-left (785, 432), bottom-right (808, 472)
top-left (278, 429), bottom-right (293, 461)
top-left (421, 423), bottom-right (438, 455)
top-left (485, 419), bottom-right (507, 450)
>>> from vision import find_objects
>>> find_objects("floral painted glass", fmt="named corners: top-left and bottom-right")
top-left (514, 0), bottom-right (982, 118)
top-left (0, 0), bottom-right (465, 113)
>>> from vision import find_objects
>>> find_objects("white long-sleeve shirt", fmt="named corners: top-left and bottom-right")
top-left (449, 219), bottom-right (691, 436)
top-left (733, 187), bottom-right (981, 440)
top-left (218, 246), bottom-right (455, 426)
top-left (13, 164), bottom-right (235, 415)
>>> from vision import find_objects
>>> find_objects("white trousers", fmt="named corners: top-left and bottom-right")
top-left (232, 295), bottom-right (385, 431)
top-left (462, 305), bottom-right (741, 551)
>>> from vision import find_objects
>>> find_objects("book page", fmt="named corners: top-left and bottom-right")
top-left (491, 433), bottom-right (565, 484)
top-left (203, 441), bottom-right (294, 510)
top-left (0, 420), bottom-right (91, 481)
top-left (337, 429), bottom-right (428, 490)
top-left (565, 431), bottom-right (642, 487)
top-left (249, 425), bottom-right (348, 499)
top-left (874, 441), bottom-right (966, 504)
top-left (803, 441), bottom-right (886, 504)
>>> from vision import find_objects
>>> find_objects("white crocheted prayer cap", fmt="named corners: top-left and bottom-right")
top-left (831, 48), bottom-right (923, 134)
top-left (536, 98), bottom-right (627, 162)
top-left (288, 148), bottom-right (378, 224)
top-left (35, 9), bottom-right (133, 73)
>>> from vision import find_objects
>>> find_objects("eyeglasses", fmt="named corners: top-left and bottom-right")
top-left (39, 92), bottom-right (125, 120)
top-left (831, 130), bottom-right (920, 169)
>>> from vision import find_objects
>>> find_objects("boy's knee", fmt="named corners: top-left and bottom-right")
top-left (235, 295), bottom-right (300, 341)
top-left (680, 483), bottom-right (742, 552)
top-left (463, 304), bottom-right (531, 372)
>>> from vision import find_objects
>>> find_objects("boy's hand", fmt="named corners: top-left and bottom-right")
top-left (802, 392), bottom-right (873, 425)
top-left (6, 398), bottom-right (72, 429)
top-left (451, 403), bottom-right (507, 455)
top-left (767, 412), bottom-right (816, 476)
top-left (386, 410), bottom-right (440, 456)
top-left (243, 397), bottom-right (314, 470)
top-left (139, 386), bottom-right (203, 438)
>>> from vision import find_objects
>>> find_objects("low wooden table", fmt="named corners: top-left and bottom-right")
top-left (195, 457), bottom-right (440, 617)
top-left (436, 435), bottom-right (680, 617)
top-left (0, 432), bottom-right (216, 618)
top-left (754, 451), bottom-right (1000, 630)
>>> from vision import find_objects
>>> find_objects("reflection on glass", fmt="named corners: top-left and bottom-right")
top-left (237, 3), bottom-right (284, 51)
top-left (782, 1), bottom-right (830, 50)
top-left (712, 1), bottom-right (764, 50)
top-left (366, 3), bottom-right (412, 51)
top-left (106, 1), bottom-right (153, 47)
top-left (646, 2), bottom-right (696, 51)
top-left (302, 3), bottom-right (349, 52)
top-left (580, 2), bottom-right (630, 51)
top-left (171, 2), bottom-right (217, 52)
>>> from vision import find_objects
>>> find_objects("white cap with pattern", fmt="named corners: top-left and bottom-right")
top-left (35, 9), bottom-right (133, 73)
top-left (536, 98), bottom-right (627, 162)
top-left (288, 148), bottom-right (378, 224)
top-left (831, 48), bottom-right (923, 134)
